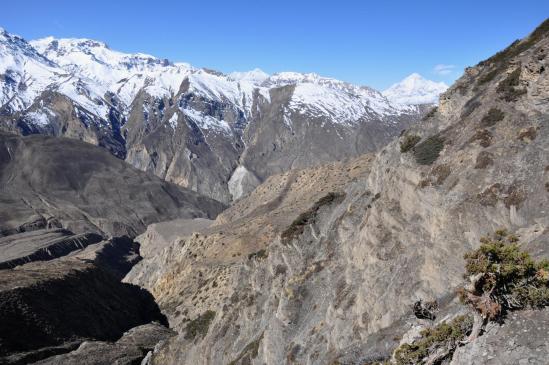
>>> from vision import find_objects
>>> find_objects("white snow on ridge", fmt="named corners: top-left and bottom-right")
top-left (168, 113), bottom-right (178, 130)
top-left (229, 68), bottom-right (269, 84)
top-left (26, 109), bottom-right (53, 127)
top-left (1, 27), bottom-right (448, 137)
top-left (383, 73), bottom-right (448, 105)
top-left (31, 37), bottom-right (193, 107)
top-left (180, 107), bottom-right (232, 134)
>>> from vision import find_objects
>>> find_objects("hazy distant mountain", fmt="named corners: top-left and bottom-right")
top-left (383, 72), bottom-right (448, 105)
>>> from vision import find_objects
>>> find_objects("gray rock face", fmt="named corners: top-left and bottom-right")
top-left (0, 256), bottom-right (167, 362)
top-left (0, 132), bottom-right (225, 237)
top-left (30, 322), bottom-right (174, 365)
top-left (124, 21), bottom-right (549, 364)
top-left (450, 309), bottom-right (549, 365)
top-left (0, 228), bottom-right (103, 269)
top-left (123, 78), bottom-right (428, 203)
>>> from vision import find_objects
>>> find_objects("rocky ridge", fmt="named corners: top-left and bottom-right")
top-left (124, 19), bottom-right (549, 364)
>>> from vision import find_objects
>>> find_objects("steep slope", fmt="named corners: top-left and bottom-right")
top-left (125, 19), bottom-right (549, 364)
top-left (0, 132), bottom-right (225, 238)
top-left (123, 71), bottom-right (428, 203)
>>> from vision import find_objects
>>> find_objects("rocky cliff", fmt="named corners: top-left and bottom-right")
top-left (124, 19), bottom-right (549, 364)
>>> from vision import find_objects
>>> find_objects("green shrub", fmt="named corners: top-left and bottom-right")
top-left (422, 106), bottom-right (438, 121)
top-left (400, 134), bottom-right (421, 153)
top-left (393, 315), bottom-right (473, 365)
top-left (460, 231), bottom-right (549, 319)
top-left (248, 249), bottom-right (268, 260)
top-left (413, 135), bottom-right (444, 165)
top-left (476, 18), bottom-right (549, 87)
top-left (185, 310), bottom-right (216, 340)
top-left (496, 67), bottom-right (527, 101)
top-left (281, 192), bottom-right (345, 244)
top-left (480, 108), bottom-right (505, 127)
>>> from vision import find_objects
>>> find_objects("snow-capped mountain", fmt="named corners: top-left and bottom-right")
top-left (0, 27), bottom-right (443, 202)
top-left (382, 73), bottom-right (448, 105)
top-left (0, 28), bottom-right (110, 117)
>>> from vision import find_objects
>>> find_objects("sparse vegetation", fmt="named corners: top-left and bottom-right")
top-left (517, 126), bottom-right (537, 141)
top-left (228, 333), bottom-right (264, 365)
top-left (480, 108), bottom-right (504, 127)
top-left (469, 129), bottom-right (492, 148)
top-left (460, 99), bottom-right (481, 118)
top-left (184, 310), bottom-right (216, 340)
top-left (400, 134), bottom-right (421, 153)
top-left (459, 231), bottom-right (549, 319)
top-left (413, 135), bottom-right (444, 165)
top-left (393, 315), bottom-right (473, 365)
top-left (281, 192), bottom-right (345, 244)
top-left (248, 249), bottom-right (268, 260)
top-left (496, 67), bottom-right (527, 101)
top-left (422, 106), bottom-right (438, 121)
top-left (477, 18), bottom-right (549, 81)
top-left (475, 151), bottom-right (494, 169)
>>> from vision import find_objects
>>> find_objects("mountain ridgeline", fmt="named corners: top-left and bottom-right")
top-left (121, 19), bottom-right (549, 365)
top-left (0, 17), bottom-right (547, 365)
top-left (0, 29), bottom-right (440, 203)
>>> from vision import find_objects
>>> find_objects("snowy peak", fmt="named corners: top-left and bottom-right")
top-left (229, 68), bottom-right (269, 84)
top-left (382, 73), bottom-right (448, 105)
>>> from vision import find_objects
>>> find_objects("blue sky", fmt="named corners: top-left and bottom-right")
top-left (1, 0), bottom-right (548, 90)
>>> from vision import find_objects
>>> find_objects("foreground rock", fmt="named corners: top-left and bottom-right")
top-left (0, 228), bottom-right (102, 269)
top-left (450, 309), bottom-right (549, 365)
top-left (31, 322), bottom-right (174, 365)
top-left (0, 132), bottom-right (225, 238)
top-left (125, 20), bottom-right (549, 364)
top-left (0, 234), bottom-right (172, 364)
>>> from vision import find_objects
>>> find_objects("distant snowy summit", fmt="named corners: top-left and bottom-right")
top-left (383, 73), bottom-right (448, 105)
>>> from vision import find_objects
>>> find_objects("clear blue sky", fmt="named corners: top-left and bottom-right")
top-left (1, 0), bottom-right (548, 90)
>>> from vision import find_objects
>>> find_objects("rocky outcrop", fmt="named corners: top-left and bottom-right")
top-left (450, 309), bottom-right (549, 365)
top-left (0, 257), bottom-right (167, 362)
top-left (0, 228), bottom-right (103, 269)
top-left (0, 132), bottom-right (225, 238)
top-left (30, 322), bottom-right (175, 365)
top-left (123, 79), bottom-right (428, 203)
top-left (124, 20), bottom-right (549, 364)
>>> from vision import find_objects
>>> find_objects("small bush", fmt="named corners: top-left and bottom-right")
top-left (400, 134), bottom-right (421, 153)
top-left (460, 99), bottom-right (481, 118)
top-left (459, 231), bottom-right (549, 319)
top-left (248, 249), bottom-right (268, 260)
top-left (422, 106), bottom-right (438, 121)
top-left (469, 129), bottom-right (492, 148)
top-left (413, 135), bottom-right (444, 165)
top-left (475, 151), bottom-right (494, 169)
top-left (477, 68), bottom-right (499, 85)
top-left (393, 315), bottom-right (473, 365)
top-left (281, 192), bottom-right (345, 244)
top-left (480, 108), bottom-right (505, 127)
top-left (185, 310), bottom-right (216, 340)
top-left (517, 127), bottom-right (537, 142)
top-left (496, 67), bottom-right (527, 101)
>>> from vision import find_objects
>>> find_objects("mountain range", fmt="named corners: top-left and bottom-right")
top-left (1, 18), bottom-right (547, 365)
top-left (0, 28), bottom-right (446, 202)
